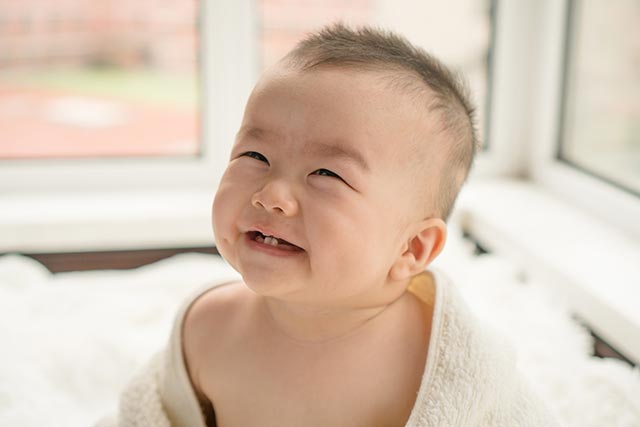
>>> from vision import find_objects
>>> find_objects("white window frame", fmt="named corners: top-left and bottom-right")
top-left (528, 0), bottom-right (640, 238)
top-left (471, 0), bottom-right (640, 236)
top-left (3, 0), bottom-right (638, 252)
top-left (0, 0), bottom-right (258, 252)
top-left (458, 0), bottom-right (640, 363)
top-left (470, 0), bottom-right (540, 179)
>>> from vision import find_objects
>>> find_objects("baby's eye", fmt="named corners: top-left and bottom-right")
top-left (241, 151), bottom-right (269, 165)
top-left (312, 168), bottom-right (343, 181)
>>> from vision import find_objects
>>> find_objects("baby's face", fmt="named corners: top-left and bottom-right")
top-left (213, 65), bottom-right (438, 307)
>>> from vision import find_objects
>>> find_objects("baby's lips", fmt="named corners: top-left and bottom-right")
top-left (246, 228), bottom-right (304, 251)
top-left (243, 221), bottom-right (303, 248)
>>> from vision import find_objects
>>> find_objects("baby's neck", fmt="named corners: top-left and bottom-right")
top-left (259, 292), bottom-right (407, 344)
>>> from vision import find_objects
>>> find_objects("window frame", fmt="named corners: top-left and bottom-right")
top-left (0, 0), bottom-right (258, 195)
top-left (469, 0), bottom-right (540, 179)
top-left (471, 0), bottom-right (640, 239)
top-left (0, 0), bottom-right (259, 253)
top-left (454, 1), bottom-right (640, 365)
top-left (6, 0), bottom-right (638, 252)
top-left (527, 0), bottom-right (640, 238)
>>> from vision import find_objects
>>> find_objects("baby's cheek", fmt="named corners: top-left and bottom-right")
top-left (211, 190), bottom-right (225, 231)
top-left (210, 205), bottom-right (237, 268)
top-left (215, 238), bottom-right (237, 269)
top-left (212, 185), bottom-right (237, 239)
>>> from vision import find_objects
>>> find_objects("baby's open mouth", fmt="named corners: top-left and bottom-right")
top-left (247, 231), bottom-right (304, 252)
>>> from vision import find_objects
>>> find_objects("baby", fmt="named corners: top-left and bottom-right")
top-left (104, 24), bottom-right (560, 427)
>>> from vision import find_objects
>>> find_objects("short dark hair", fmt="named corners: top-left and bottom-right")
top-left (284, 23), bottom-right (478, 220)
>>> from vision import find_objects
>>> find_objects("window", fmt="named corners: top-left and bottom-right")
top-left (0, 0), bottom-right (200, 160)
top-left (455, 0), bottom-right (640, 364)
top-left (0, 0), bottom-right (256, 195)
top-left (1, 0), bottom-right (497, 252)
top-left (526, 0), bottom-right (640, 237)
top-left (558, 0), bottom-right (640, 196)
top-left (0, 0), bottom-right (257, 252)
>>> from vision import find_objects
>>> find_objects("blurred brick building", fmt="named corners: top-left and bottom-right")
top-left (258, 0), bottom-right (371, 69)
top-left (0, 0), bottom-right (376, 72)
top-left (0, 0), bottom-right (198, 72)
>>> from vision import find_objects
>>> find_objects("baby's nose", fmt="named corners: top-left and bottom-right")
top-left (251, 180), bottom-right (299, 216)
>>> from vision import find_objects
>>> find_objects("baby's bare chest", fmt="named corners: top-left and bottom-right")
top-left (201, 325), bottom-right (429, 427)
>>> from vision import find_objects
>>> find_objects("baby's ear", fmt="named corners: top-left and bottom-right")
top-left (389, 218), bottom-right (447, 281)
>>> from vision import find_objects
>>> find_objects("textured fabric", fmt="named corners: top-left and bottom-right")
top-left (101, 271), bottom-right (561, 427)
top-left (405, 272), bottom-right (560, 426)
top-left (118, 352), bottom-right (172, 427)
top-left (95, 282), bottom-right (228, 427)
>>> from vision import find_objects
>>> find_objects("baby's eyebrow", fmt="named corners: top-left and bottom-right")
top-left (237, 125), bottom-right (269, 141)
top-left (312, 141), bottom-right (370, 173)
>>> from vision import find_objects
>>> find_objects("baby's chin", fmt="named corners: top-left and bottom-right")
top-left (239, 270), bottom-right (300, 298)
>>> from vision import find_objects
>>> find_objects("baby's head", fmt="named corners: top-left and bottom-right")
top-left (213, 24), bottom-right (478, 306)
top-left (283, 23), bottom-right (478, 221)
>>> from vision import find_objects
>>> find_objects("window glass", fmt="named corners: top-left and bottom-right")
top-left (0, 0), bottom-right (200, 159)
top-left (257, 0), bottom-right (494, 145)
top-left (559, 0), bottom-right (640, 195)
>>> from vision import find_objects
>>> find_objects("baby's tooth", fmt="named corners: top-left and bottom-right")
top-left (264, 236), bottom-right (278, 246)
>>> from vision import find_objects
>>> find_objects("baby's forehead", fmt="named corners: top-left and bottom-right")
top-left (273, 62), bottom-right (431, 98)
top-left (258, 64), bottom-right (442, 128)
top-left (248, 64), bottom-right (447, 167)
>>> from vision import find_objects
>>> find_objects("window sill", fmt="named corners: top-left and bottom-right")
top-left (0, 189), bottom-right (214, 253)
top-left (455, 178), bottom-right (640, 364)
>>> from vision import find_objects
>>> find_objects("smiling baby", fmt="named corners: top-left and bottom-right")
top-left (102, 23), bottom-right (561, 427)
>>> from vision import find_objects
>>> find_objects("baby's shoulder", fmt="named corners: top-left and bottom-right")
top-left (181, 282), bottom-right (251, 379)
top-left (183, 281), bottom-right (250, 347)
